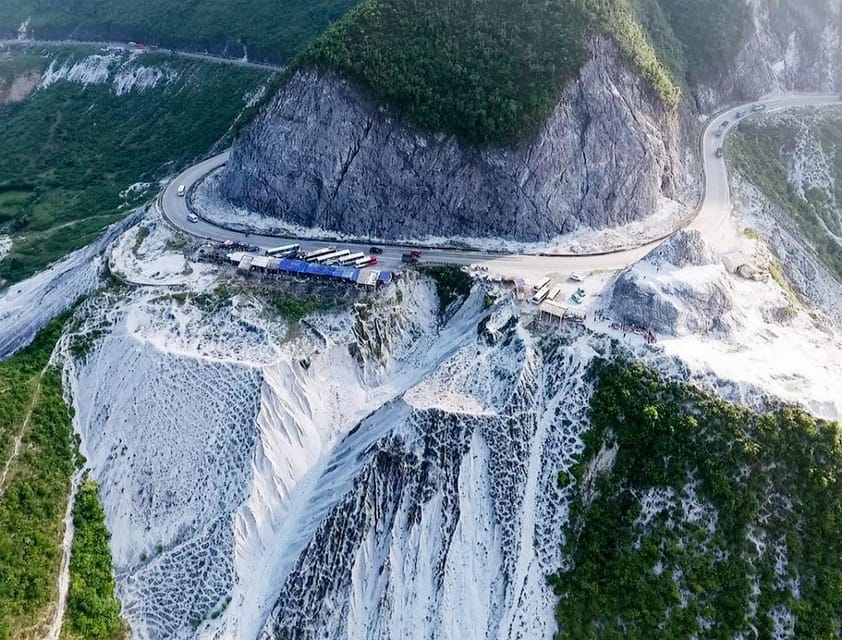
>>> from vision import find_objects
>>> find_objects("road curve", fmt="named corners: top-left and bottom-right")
top-left (161, 93), bottom-right (842, 274)
top-left (0, 38), bottom-right (284, 72)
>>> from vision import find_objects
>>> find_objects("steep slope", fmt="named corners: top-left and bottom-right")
top-left (221, 35), bottom-right (692, 242)
top-left (219, 0), bottom-right (840, 244)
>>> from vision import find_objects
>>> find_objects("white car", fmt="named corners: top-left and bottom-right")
top-left (177, 184), bottom-right (187, 197)
top-left (187, 213), bottom-right (199, 223)
top-left (569, 273), bottom-right (584, 282)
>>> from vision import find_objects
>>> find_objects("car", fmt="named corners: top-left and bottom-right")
top-left (187, 213), bottom-right (199, 223)
top-left (736, 110), bottom-right (746, 118)
top-left (752, 104), bottom-right (766, 113)
top-left (569, 273), bottom-right (584, 282)
top-left (369, 246), bottom-right (384, 255)
top-left (715, 147), bottom-right (724, 158)
top-left (177, 184), bottom-right (186, 197)
top-left (722, 120), bottom-right (730, 128)
top-left (714, 129), bottom-right (723, 138)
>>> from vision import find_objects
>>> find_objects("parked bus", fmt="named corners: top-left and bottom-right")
top-left (266, 243), bottom-right (300, 257)
top-left (304, 246), bottom-right (336, 261)
top-left (531, 285), bottom-right (551, 304)
top-left (315, 249), bottom-right (351, 265)
top-left (354, 256), bottom-right (377, 268)
top-left (547, 286), bottom-right (561, 301)
top-left (338, 252), bottom-right (367, 265)
top-left (533, 277), bottom-right (551, 292)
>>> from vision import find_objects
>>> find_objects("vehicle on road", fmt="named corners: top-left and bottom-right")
top-left (187, 213), bottom-right (199, 223)
top-left (752, 104), bottom-right (766, 113)
top-left (409, 250), bottom-right (422, 259)
top-left (315, 249), bottom-right (351, 265)
top-left (266, 243), bottom-right (300, 257)
top-left (369, 246), bottom-right (384, 255)
top-left (736, 110), bottom-right (746, 118)
top-left (714, 129), bottom-right (723, 138)
top-left (304, 246), bottom-right (336, 261)
top-left (716, 147), bottom-right (724, 159)
top-left (354, 256), bottom-right (378, 268)
top-left (569, 273), bottom-right (583, 282)
top-left (722, 120), bottom-right (730, 127)
top-left (338, 252), bottom-right (367, 265)
top-left (402, 252), bottom-right (420, 264)
top-left (177, 184), bottom-right (186, 197)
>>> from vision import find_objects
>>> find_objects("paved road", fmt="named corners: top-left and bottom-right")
top-left (0, 38), bottom-right (284, 72)
top-left (161, 93), bottom-right (842, 275)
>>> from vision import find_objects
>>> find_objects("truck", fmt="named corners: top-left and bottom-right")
top-left (402, 253), bottom-right (420, 264)
top-left (266, 243), bottom-right (300, 257)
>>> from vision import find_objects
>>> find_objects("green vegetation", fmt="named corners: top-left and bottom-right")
top-left (0, 317), bottom-right (78, 638)
top-left (261, 290), bottom-right (341, 323)
top-left (299, 0), bottom-right (753, 143)
top-left (0, 51), bottom-right (46, 84)
top-left (731, 111), bottom-right (842, 282)
top-left (419, 265), bottom-right (473, 317)
top-left (551, 359), bottom-right (842, 638)
top-left (657, 0), bottom-right (749, 82)
top-left (0, 49), bottom-right (268, 285)
top-left (61, 480), bottom-right (124, 640)
top-left (0, 0), bottom-right (360, 64)
top-left (300, 0), bottom-right (591, 143)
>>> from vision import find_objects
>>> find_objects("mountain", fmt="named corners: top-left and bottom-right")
top-left (219, 0), bottom-right (842, 242)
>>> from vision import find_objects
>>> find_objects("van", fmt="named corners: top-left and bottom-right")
top-left (177, 184), bottom-right (186, 197)
top-left (187, 213), bottom-right (198, 223)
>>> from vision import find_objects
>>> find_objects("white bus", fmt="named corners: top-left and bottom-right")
top-left (338, 251), bottom-right (367, 265)
top-left (266, 243), bottom-right (300, 257)
top-left (304, 246), bottom-right (336, 261)
top-left (354, 256), bottom-right (377, 268)
top-left (547, 286), bottom-right (561, 301)
top-left (533, 277), bottom-right (551, 292)
top-left (315, 249), bottom-right (351, 265)
top-left (531, 285), bottom-right (551, 304)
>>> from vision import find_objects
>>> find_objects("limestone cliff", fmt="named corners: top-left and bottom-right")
top-left (221, 37), bottom-right (691, 242)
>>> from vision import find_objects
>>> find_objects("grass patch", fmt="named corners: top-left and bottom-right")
top-left (61, 479), bottom-right (125, 640)
top-left (730, 111), bottom-right (842, 282)
top-left (261, 291), bottom-right (340, 323)
top-left (418, 265), bottom-right (473, 318)
top-left (551, 358), bottom-right (842, 638)
top-left (0, 49), bottom-right (268, 286)
top-left (0, 317), bottom-right (77, 638)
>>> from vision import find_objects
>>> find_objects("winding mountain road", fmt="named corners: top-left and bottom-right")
top-left (162, 93), bottom-right (841, 274)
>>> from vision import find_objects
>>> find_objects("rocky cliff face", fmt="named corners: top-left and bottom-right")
top-left (608, 230), bottom-right (735, 336)
top-left (696, 0), bottom-right (842, 110)
top-left (221, 37), bottom-right (691, 242)
top-left (220, 2), bottom-right (841, 244)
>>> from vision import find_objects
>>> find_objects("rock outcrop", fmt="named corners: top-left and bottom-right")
top-left (220, 37), bottom-right (691, 242)
top-left (609, 230), bottom-right (734, 336)
top-left (697, 0), bottom-right (842, 110)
